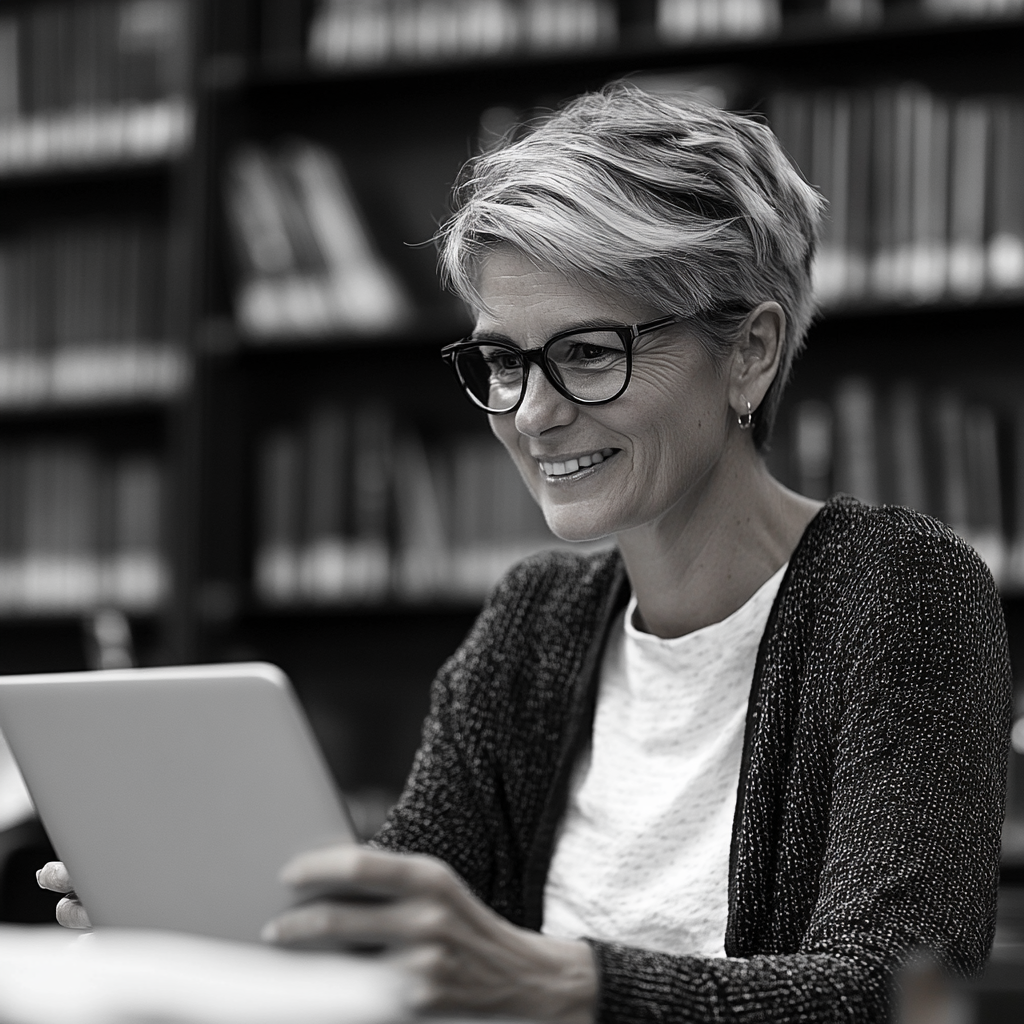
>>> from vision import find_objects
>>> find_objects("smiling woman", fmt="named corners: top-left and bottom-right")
top-left (43, 82), bottom-right (1013, 1024)
top-left (283, 83), bottom-right (1011, 1023)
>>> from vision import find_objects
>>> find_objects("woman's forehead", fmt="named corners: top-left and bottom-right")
top-left (473, 248), bottom-right (660, 336)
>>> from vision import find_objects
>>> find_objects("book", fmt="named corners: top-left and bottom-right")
top-left (282, 140), bottom-right (411, 334)
top-left (948, 99), bottom-right (989, 299)
top-left (792, 399), bottom-right (833, 501)
top-left (255, 429), bottom-right (303, 605)
top-left (932, 390), bottom-right (971, 539)
top-left (348, 402), bottom-right (393, 598)
top-left (392, 431), bottom-right (450, 597)
top-left (886, 381), bottom-right (930, 515)
top-left (300, 402), bottom-right (350, 601)
top-left (988, 98), bottom-right (1024, 291)
top-left (0, 17), bottom-right (18, 120)
top-left (963, 402), bottom-right (1006, 582)
top-left (833, 377), bottom-right (881, 505)
top-left (0, 442), bottom-right (166, 612)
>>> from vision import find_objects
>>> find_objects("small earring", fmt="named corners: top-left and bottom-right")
top-left (737, 397), bottom-right (754, 431)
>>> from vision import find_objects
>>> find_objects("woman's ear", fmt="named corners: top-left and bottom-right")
top-left (728, 301), bottom-right (786, 417)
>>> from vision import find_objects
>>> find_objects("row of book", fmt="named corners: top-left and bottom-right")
top-left (304, 0), bottom-right (1024, 69)
top-left (253, 402), bottom-right (602, 605)
top-left (778, 378), bottom-right (1021, 586)
top-left (0, 346), bottom-right (188, 408)
top-left (307, 0), bottom-right (620, 65)
top-left (0, 99), bottom-right (192, 176)
top-left (0, 0), bottom-right (191, 119)
top-left (0, 443), bottom-right (168, 613)
top-left (768, 86), bottom-right (1024, 306)
top-left (0, 221), bottom-right (171, 354)
top-left (224, 141), bottom-right (411, 338)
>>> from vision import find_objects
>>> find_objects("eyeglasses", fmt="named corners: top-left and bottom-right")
top-left (440, 315), bottom-right (679, 415)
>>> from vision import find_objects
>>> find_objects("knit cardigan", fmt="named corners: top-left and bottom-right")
top-left (375, 496), bottom-right (1012, 1023)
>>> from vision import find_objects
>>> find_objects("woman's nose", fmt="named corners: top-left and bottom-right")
top-left (513, 364), bottom-right (577, 437)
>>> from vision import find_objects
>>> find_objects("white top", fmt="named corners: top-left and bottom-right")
top-left (541, 564), bottom-right (788, 957)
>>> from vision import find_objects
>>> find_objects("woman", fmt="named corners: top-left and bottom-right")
top-left (43, 83), bottom-right (1011, 1023)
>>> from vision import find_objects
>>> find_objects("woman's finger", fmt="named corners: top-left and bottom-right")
top-left (55, 895), bottom-right (91, 929)
top-left (263, 896), bottom-right (462, 948)
top-left (36, 861), bottom-right (73, 894)
top-left (281, 846), bottom-right (459, 903)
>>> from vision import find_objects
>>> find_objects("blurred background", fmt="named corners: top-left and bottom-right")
top-left (0, 0), bottom-right (1023, 980)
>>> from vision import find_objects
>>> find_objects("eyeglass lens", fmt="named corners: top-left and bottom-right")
top-left (454, 330), bottom-right (629, 412)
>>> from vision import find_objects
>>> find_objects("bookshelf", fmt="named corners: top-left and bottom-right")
top-left (0, 0), bottom-right (198, 680)
top-left (3, 0), bottom-right (1024, 857)
top-left (185, 1), bottom-right (1024, 850)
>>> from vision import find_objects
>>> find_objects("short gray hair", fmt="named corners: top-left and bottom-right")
top-left (436, 81), bottom-right (825, 449)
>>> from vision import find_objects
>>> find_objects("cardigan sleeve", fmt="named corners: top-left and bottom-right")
top-left (587, 519), bottom-right (1012, 1024)
top-left (369, 581), bottom-right (507, 904)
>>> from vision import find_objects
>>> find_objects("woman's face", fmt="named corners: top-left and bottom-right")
top-left (476, 247), bottom-right (737, 544)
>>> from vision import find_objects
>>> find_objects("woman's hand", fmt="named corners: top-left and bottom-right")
top-left (262, 846), bottom-right (597, 1022)
top-left (36, 861), bottom-right (91, 929)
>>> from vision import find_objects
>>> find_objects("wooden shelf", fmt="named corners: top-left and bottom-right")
top-left (224, 13), bottom-right (1024, 95)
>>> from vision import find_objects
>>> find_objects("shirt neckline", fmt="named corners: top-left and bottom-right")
top-left (625, 561), bottom-right (790, 646)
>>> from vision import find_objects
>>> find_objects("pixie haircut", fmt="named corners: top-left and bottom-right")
top-left (436, 81), bottom-right (825, 450)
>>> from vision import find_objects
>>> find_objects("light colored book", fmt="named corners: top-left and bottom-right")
top-left (887, 382), bottom-right (930, 515)
top-left (392, 431), bottom-right (450, 598)
top-left (300, 403), bottom-right (350, 601)
top-left (0, 17), bottom-right (18, 120)
top-left (284, 141), bottom-right (411, 334)
top-left (988, 98), bottom-right (1024, 291)
top-left (833, 377), bottom-right (881, 506)
top-left (948, 99), bottom-right (989, 299)
top-left (255, 430), bottom-right (302, 605)
top-left (963, 403), bottom-right (1006, 584)
top-left (793, 399), bottom-right (833, 502)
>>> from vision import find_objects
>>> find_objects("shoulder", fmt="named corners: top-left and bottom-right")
top-left (483, 545), bottom-right (623, 618)
top-left (438, 545), bottom-right (623, 693)
top-left (792, 495), bottom-right (998, 606)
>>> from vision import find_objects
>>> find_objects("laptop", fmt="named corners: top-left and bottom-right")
top-left (0, 662), bottom-right (357, 942)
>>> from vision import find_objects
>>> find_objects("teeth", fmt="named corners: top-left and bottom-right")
top-left (539, 449), bottom-right (614, 477)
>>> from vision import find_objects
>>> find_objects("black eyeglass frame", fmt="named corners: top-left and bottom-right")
top-left (440, 315), bottom-right (679, 414)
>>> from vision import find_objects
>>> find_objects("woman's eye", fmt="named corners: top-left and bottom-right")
top-left (563, 342), bottom-right (621, 365)
top-left (483, 352), bottom-right (521, 374)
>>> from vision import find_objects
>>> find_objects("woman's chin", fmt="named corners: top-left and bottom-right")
top-left (542, 513), bottom-right (616, 546)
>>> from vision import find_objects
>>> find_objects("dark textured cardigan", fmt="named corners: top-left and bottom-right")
top-left (375, 496), bottom-right (1012, 1023)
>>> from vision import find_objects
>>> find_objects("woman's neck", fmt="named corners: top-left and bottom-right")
top-left (615, 451), bottom-right (822, 640)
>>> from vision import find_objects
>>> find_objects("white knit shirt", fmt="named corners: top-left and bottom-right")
top-left (541, 564), bottom-right (788, 957)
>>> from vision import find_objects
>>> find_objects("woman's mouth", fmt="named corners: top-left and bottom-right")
top-left (537, 448), bottom-right (617, 478)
